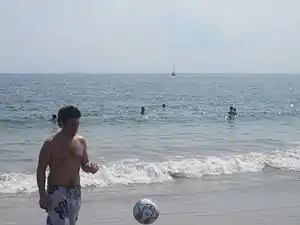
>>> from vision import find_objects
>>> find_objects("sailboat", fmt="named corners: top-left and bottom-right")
top-left (171, 60), bottom-right (176, 76)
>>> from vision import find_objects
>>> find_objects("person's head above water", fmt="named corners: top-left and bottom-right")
top-left (162, 104), bottom-right (166, 108)
top-left (58, 105), bottom-right (81, 137)
top-left (229, 106), bottom-right (233, 111)
top-left (52, 114), bottom-right (57, 120)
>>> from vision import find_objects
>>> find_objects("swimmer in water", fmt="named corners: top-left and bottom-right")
top-left (162, 104), bottom-right (166, 108)
top-left (140, 106), bottom-right (145, 115)
top-left (233, 108), bottom-right (237, 116)
top-left (228, 106), bottom-right (237, 119)
top-left (51, 114), bottom-right (57, 121)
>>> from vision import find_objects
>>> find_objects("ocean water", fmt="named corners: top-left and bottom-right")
top-left (1, 73), bottom-right (300, 224)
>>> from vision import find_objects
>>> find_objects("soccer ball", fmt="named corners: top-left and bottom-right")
top-left (133, 198), bottom-right (160, 224)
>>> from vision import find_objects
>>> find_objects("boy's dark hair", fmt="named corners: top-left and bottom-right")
top-left (57, 106), bottom-right (81, 127)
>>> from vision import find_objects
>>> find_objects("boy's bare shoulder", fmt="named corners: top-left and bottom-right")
top-left (45, 135), bottom-right (55, 143)
top-left (38, 136), bottom-right (54, 158)
top-left (76, 135), bottom-right (87, 147)
top-left (42, 136), bottom-right (56, 149)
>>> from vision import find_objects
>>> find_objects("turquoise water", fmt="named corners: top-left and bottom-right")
top-left (0, 73), bottom-right (300, 194)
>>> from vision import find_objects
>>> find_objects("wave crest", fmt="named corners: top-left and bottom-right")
top-left (1, 149), bottom-right (300, 194)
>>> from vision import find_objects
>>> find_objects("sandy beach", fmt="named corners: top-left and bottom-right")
top-left (1, 171), bottom-right (300, 225)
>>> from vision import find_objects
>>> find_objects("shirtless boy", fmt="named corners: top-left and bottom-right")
top-left (36, 106), bottom-right (99, 225)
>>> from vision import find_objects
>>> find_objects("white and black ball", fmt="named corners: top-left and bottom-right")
top-left (133, 198), bottom-right (160, 224)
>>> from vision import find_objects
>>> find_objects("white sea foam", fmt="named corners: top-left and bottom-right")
top-left (1, 149), bottom-right (300, 194)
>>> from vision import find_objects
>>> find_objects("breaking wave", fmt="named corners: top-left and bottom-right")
top-left (1, 149), bottom-right (300, 194)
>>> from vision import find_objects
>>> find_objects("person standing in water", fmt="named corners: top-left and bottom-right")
top-left (36, 106), bottom-right (99, 225)
top-left (140, 106), bottom-right (145, 115)
top-left (52, 114), bottom-right (57, 121)
top-left (233, 108), bottom-right (237, 116)
top-left (228, 106), bottom-right (237, 119)
top-left (51, 114), bottom-right (57, 124)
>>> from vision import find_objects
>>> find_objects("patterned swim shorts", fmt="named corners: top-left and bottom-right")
top-left (46, 186), bottom-right (81, 225)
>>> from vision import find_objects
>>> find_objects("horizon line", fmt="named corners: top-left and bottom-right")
top-left (0, 72), bottom-right (299, 75)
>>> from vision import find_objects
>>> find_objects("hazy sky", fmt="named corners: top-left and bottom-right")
top-left (0, 0), bottom-right (299, 73)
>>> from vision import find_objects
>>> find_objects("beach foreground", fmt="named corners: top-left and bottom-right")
top-left (1, 171), bottom-right (300, 225)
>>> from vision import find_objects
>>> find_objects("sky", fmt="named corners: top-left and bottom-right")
top-left (0, 0), bottom-right (300, 73)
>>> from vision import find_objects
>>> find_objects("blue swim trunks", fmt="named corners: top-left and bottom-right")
top-left (46, 186), bottom-right (82, 225)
